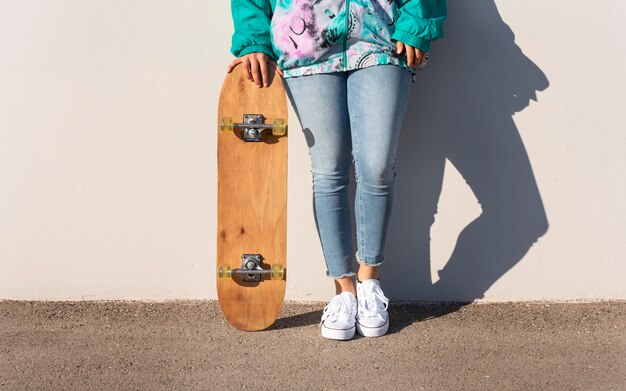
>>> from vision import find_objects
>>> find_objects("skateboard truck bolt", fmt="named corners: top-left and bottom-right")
top-left (246, 128), bottom-right (260, 140)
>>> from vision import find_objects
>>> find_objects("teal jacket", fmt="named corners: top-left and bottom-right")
top-left (231, 0), bottom-right (447, 78)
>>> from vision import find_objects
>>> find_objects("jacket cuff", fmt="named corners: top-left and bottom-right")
top-left (237, 45), bottom-right (277, 61)
top-left (391, 30), bottom-right (431, 53)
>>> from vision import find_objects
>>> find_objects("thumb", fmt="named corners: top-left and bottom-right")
top-left (227, 58), bottom-right (242, 73)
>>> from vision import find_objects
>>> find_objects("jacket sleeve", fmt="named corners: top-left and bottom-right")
top-left (391, 0), bottom-right (447, 53)
top-left (230, 0), bottom-right (276, 59)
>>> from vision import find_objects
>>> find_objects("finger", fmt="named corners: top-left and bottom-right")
top-left (268, 59), bottom-right (284, 77)
top-left (396, 41), bottom-right (405, 55)
top-left (243, 58), bottom-right (253, 82)
top-left (227, 58), bottom-right (242, 73)
top-left (415, 48), bottom-right (424, 67)
top-left (250, 58), bottom-right (262, 87)
top-left (405, 44), bottom-right (415, 67)
top-left (259, 57), bottom-right (269, 87)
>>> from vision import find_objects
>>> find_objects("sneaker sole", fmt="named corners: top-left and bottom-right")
top-left (321, 324), bottom-right (356, 340)
top-left (356, 319), bottom-right (389, 337)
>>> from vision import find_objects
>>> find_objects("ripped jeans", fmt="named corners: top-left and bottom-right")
top-left (283, 64), bottom-right (412, 278)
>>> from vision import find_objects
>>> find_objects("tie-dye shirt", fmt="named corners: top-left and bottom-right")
top-left (231, 0), bottom-right (447, 79)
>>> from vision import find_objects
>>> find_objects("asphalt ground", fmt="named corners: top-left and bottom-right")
top-left (0, 300), bottom-right (624, 390)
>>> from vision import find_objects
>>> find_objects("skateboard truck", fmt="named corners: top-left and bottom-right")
top-left (218, 254), bottom-right (285, 282)
top-left (219, 114), bottom-right (287, 142)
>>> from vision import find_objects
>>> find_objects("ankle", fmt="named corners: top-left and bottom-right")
top-left (334, 277), bottom-right (356, 295)
top-left (336, 286), bottom-right (357, 296)
top-left (357, 264), bottom-right (380, 282)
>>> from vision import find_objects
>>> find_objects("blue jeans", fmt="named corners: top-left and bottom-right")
top-left (283, 65), bottom-right (412, 278)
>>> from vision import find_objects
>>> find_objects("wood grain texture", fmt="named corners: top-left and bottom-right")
top-left (216, 64), bottom-right (287, 331)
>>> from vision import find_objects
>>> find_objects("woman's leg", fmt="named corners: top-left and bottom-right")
top-left (284, 72), bottom-right (359, 340)
top-left (346, 65), bottom-right (413, 279)
top-left (283, 73), bottom-right (356, 292)
top-left (347, 64), bottom-right (412, 338)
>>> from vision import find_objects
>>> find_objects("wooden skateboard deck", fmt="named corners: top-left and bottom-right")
top-left (216, 64), bottom-right (287, 331)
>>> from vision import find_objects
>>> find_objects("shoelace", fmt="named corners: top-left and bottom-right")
top-left (320, 294), bottom-right (353, 326)
top-left (359, 284), bottom-right (389, 319)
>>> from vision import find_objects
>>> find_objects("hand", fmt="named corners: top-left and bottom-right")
top-left (396, 41), bottom-right (425, 68)
top-left (227, 53), bottom-right (284, 88)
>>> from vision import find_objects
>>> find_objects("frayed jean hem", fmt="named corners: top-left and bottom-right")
top-left (325, 271), bottom-right (356, 279)
top-left (355, 252), bottom-right (384, 268)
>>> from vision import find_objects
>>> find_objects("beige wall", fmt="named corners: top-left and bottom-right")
top-left (1, 1), bottom-right (624, 301)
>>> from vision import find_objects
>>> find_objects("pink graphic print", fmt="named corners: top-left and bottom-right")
top-left (272, 1), bottom-right (321, 60)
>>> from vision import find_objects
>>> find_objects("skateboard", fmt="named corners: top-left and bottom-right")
top-left (216, 63), bottom-right (288, 331)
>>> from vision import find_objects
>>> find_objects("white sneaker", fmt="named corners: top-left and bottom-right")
top-left (320, 292), bottom-right (357, 340)
top-left (356, 279), bottom-right (390, 337)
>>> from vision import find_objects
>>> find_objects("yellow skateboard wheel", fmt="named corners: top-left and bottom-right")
top-left (219, 117), bottom-right (233, 132)
top-left (270, 264), bottom-right (284, 280)
top-left (272, 118), bottom-right (286, 136)
top-left (218, 264), bottom-right (232, 279)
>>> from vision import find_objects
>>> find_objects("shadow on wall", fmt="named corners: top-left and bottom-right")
top-left (369, 0), bottom-right (550, 302)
